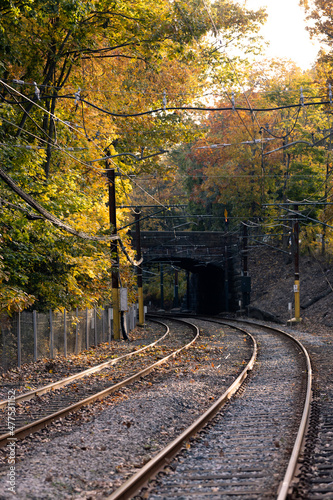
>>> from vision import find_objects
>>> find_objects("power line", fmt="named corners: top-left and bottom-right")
top-left (74, 95), bottom-right (333, 117)
top-left (0, 142), bottom-right (86, 152)
top-left (6, 78), bottom-right (327, 99)
top-left (4, 79), bottom-right (332, 118)
top-left (278, 205), bottom-right (333, 230)
top-left (0, 115), bottom-right (106, 174)
top-left (0, 163), bottom-right (118, 242)
top-left (0, 82), bottom-right (175, 210)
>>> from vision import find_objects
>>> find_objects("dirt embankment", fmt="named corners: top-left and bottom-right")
top-left (248, 246), bottom-right (333, 335)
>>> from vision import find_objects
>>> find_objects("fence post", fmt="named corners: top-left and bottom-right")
top-left (33, 310), bottom-right (37, 361)
top-left (64, 309), bottom-right (67, 357)
top-left (49, 309), bottom-right (54, 358)
top-left (17, 311), bottom-right (21, 369)
top-left (75, 308), bottom-right (79, 355)
top-left (86, 308), bottom-right (89, 349)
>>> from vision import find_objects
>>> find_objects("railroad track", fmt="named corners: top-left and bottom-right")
top-left (0, 318), bottom-right (198, 448)
top-left (299, 390), bottom-right (333, 499)
top-left (0, 319), bottom-right (170, 409)
top-left (107, 317), bottom-right (312, 500)
top-left (0, 316), bottom-right (316, 499)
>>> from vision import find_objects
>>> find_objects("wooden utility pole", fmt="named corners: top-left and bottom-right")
top-left (134, 208), bottom-right (144, 325)
top-left (160, 264), bottom-right (164, 310)
top-left (174, 269), bottom-right (179, 308)
top-left (107, 167), bottom-right (120, 339)
top-left (224, 209), bottom-right (229, 312)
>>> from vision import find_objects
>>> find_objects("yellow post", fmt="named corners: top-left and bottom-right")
top-left (112, 288), bottom-right (120, 340)
top-left (138, 287), bottom-right (144, 326)
top-left (294, 280), bottom-right (301, 322)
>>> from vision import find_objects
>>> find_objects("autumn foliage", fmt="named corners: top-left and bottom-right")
top-left (0, 0), bottom-right (266, 313)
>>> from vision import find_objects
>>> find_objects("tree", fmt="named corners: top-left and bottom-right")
top-left (0, 0), bottom-right (267, 311)
top-left (170, 59), bottom-right (333, 244)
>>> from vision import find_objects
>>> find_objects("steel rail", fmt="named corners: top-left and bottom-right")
top-left (222, 318), bottom-right (312, 500)
top-left (0, 319), bottom-right (198, 448)
top-left (107, 320), bottom-right (257, 500)
top-left (0, 319), bottom-right (169, 410)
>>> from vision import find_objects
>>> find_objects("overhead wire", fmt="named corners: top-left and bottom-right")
top-left (4, 80), bottom-right (328, 120)
top-left (0, 134), bottom-right (172, 226)
top-left (58, 90), bottom-right (333, 116)
top-left (0, 79), bottom-right (126, 174)
top-left (114, 163), bottom-right (173, 212)
top-left (279, 204), bottom-right (333, 231)
top-left (2, 77), bottom-right (331, 162)
top-left (5, 77), bottom-right (328, 99)
top-left (289, 117), bottom-right (333, 205)
top-left (1, 79), bottom-right (169, 169)
top-left (260, 106), bottom-right (302, 140)
top-left (0, 163), bottom-right (119, 242)
top-left (0, 115), bottom-right (107, 173)
top-left (5, 86), bottom-right (56, 144)
top-left (2, 66), bottom-right (332, 237)
top-left (0, 84), bottom-right (169, 260)
top-left (200, 0), bottom-right (266, 182)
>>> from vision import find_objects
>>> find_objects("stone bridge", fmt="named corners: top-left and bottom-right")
top-left (133, 231), bottom-right (230, 264)
top-left (130, 231), bottom-right (249, 315)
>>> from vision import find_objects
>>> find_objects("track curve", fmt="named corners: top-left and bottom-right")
top-left (108, 317), bottom-right (312, 500)
top-left (0, 318), bottom-right (197, 448)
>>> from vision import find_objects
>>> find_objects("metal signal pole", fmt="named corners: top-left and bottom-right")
top-left (134, 208), bottom-right (144, 325)
top-left (107, 166), bottom-right (120, 339)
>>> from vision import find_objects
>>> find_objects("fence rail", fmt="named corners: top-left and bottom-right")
top-left (0, 305), bottom-right (139, 372)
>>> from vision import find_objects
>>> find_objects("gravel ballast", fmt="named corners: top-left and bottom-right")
top-left (0, 319), bottom-right (251, 499)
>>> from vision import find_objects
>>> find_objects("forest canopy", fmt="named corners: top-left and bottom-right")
top-left (0, 0), bottom-right (266, 313)
top-left (2, 0), bottom-right (333, 315)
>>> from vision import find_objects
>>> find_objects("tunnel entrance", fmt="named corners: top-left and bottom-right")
top-left (144, 258), bottom-right (237, 316)
top-left (131, 231), bottom-right (243, 315)
top-left (196, 264), bottom-right (225, 315)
